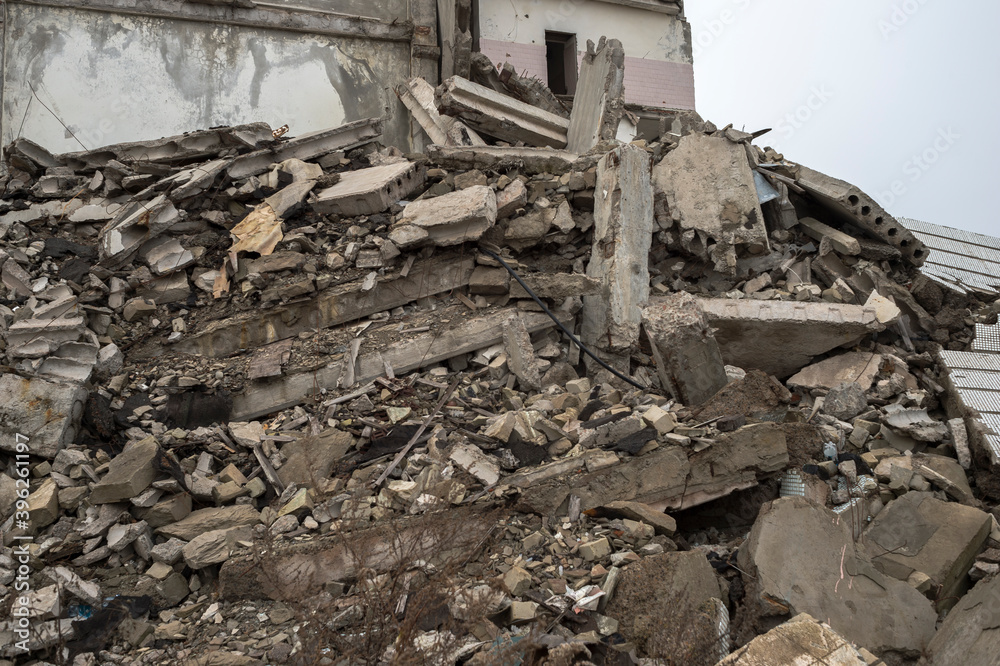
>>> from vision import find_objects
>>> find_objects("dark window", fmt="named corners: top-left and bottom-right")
top-left (545, 31), bottom-right (578, 95)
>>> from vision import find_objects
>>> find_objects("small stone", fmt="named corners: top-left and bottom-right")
top-left (502, 566), bottom-right (533, 596)
top-left (579, 537), bottom-right (612, 561)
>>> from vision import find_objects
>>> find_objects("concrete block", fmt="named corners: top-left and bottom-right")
top-left (495, 179), bottom-right (527, 219)
top-left (437, 76), bottom-right (569, 148)
top-left (390, 184), bottom-right (496, 248)
top-left (581, 144), bottom-right (654, 355)
top-left (925, 574), bottom-right (1000, 666)
top-left (642, 293), bottom-right (729, 407)
top-left (98, 195), bottom-right (181, 268)
top-left (469, 266), bottom-right (510, 295)
top-left (502, 313), bottom-right (543, 390)
top-left (90, 436), bottom-right (161, 504)
top-left (696, 298), bottom-right (884, 379)
top-left (26, 478), bottom-right (60, 529)
top-left (566, 37), bottom-right (625, 154)
top-left (312, 161), bottom-right (425, 217)
top-left (0, 374), bottom-right (87, 459)
top-left (739, 497), bottom-right (936, 655)
top-left (502, 566), bottom-right (532, 596)
top-left (654, 133), bottom-right (769, 275)
top-left (863, 492), bottom-right (991, 608)
top-left (183, 526), bottom-right (253, 569)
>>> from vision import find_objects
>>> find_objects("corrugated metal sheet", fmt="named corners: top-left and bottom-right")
top-left (902, 217), bottom-right (1000, 295)
top-left (973, 324), bottom-right (1000, 354)
top-left (939, 349), bottom-right (1000, 463)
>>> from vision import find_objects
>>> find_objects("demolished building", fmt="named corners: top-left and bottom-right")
top-left (2, 17), bottom-right (1000, 666)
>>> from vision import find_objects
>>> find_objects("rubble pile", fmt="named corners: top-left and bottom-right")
top-left (2, 45), bottom-right (1000, 666)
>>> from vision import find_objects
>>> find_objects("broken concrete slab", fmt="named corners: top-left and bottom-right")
top-left (793, 165), bottom-right (926, 267)
top-left (227, 117), bottom-right (383, 180)
top-left (230, 308), bottom-right (565, 421)
top-left (736, 496), bottom-right (936, 657)
top-left (157, 505), bottom-right (261, 541)
top-left (696, 298), bottom-right (885, 379)
top-left (90, 436), bottom-right (161, 504)
top-left (390, 184), bottom-right (496, 249)
top-left (167, 254), bottom-right (475, 358)
top-left (398, 77), bottom-right (485, 147)
top-left (862, 492), bottom-right (991, 605)
top-left (581, 144), bottom-right (654, 358)
top-left (98, 194), bottom-right (181, 268)
top-left (517, 423), bottom-right (788, 516)
top-left (654, 134), bottom-right (769, 275)
top-left (720, 613), bottom-right (868, 665)
top-left (183, 526), bottom-right (253, 569)
top-left (58, 123), bottom-right (274, 171)
top-left (787, 351), bottom-right (884, 392)
top-left (508, 273), bottom-right (601, 300)
top-left (0, 374), bottom-right (88, 458)
top-left (276, 429), bottom-right (354, 489)
top-left (587, 500), bottom-right (677, 536)
top-left (219, 510), bottom-right (491, 601)
top-left (312, 161), bottom-right (425, 217)
top-left (566, 37), bottom-right (625, 154)
top-left (924, 575), bottom-right (1000, 666)
top-left (436, 76), bottom-right (570, 148)
top-left (642, 292), bottom-right (729, 407)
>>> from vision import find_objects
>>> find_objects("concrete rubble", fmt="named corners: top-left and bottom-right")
top-left (1, 36), bottom-right (998, 666)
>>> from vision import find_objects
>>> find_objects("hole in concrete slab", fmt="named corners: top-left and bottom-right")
top-left (848, 194), bottom-right (860, 206)
top-left (914, 249), bottom-right (925, 258)
top-left (861, 205), bottom-right (871, 216)
top-left (888, 227), bottom-right (898, 236)
top-left (901, 239), bottom-right (910, 247)
top-left (874, 216), bottom-right (884, 225)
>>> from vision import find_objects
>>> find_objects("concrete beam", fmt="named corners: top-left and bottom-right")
top-left (312, 161), bottom-right (426, 217)
top-left (165, 254), bottom-right (475, 359)
top-left (230, 308), bottom-right (565, 420)
top-left (793, 165), bottom-right (927, 267)
top-left (516, 423), bottom-right (788, 516)
top-left (581, 144), bottom-right (654, 355)
top-left (56, 123), bottom-right (274, 171)
top-left (566, 37), bottom-right (625, 154)
top-left (427, 145), bottom-right (590, 175)
top-left (227, 118), bottom-right (383, 180)
top-left (12, 0), bottom-right (414, 43)
top-left (693, 297), bottom-right (885, 379)
top-left (796, 216), bottom-right (860, 256)
top-left (436, 76), bottom-right (569, 148)
top-left (398, 78), bottom-right (485, 147)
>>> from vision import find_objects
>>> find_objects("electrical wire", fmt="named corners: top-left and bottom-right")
top-left (479, 247), bottom-right (647, 390)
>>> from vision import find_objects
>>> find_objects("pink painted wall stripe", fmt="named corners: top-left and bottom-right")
top-left (477, 39), bottom-right (696, 110)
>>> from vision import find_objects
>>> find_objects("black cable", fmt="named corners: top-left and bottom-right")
top-left (479, 247), bottom-right (647, 390)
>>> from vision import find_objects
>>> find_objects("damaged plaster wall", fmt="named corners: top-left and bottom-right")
top-left (477, 0), bottom-right (694, 109)
top-left (1, 3), bottom-right (413, 153)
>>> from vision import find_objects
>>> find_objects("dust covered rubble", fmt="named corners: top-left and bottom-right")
top-left (1, 47), bottom-right (1000, 666)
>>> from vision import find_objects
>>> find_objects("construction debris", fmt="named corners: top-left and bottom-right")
top-left (1, 39), bottom-right (998, 666)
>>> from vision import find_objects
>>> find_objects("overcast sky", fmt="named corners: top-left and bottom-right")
top-left (684, 0), bottom-right (998, 237)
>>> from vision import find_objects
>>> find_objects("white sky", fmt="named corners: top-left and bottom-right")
top-left (684, 0), bottom-right (998, 237)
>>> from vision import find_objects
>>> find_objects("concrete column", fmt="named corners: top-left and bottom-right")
top-left (581, 143), bottom-right (654, 365)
